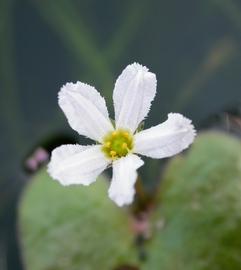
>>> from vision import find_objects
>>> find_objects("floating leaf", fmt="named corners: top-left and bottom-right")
top-left (19, 170), bottom-right (138, 270)
top-left (144, 133), bottom-right (241, 270)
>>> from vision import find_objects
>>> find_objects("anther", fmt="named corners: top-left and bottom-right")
top-left (123, 132), bottom-right (129, 138)
top-left (112, 131), bottom-right (118, 137)
top-left (110, 150), bottom-right (116, 157)
top-left (122, 142), bottom-right (128, 149)
top-left (104, 141), bottom-right (111, 148)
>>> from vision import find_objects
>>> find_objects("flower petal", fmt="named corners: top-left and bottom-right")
top-left (48, 144), bottom-right (110, 186)
top-left (113, 63), bottom-right (157, 132)
top-left (134, 113), bottom-right (196, 158)
top-left (59, 82), bottom-right (114, 142)
top-left (108, 154), bottom-right (144, 207)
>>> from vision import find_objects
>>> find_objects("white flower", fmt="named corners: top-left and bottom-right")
top-left (48, 63), bottom-right (196, 207)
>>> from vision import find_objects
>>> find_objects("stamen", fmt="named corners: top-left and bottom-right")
top-left (112, 131), bottom-right (118, 137)
top-left (122, 142), bottom-right (128, 149)
top-left (110, 150), bottom-right (116, 157)
top-left (123, 132), bottom-right (129, 138)
top-left (104, 141), bottom-right (111, 148)
top-left (102, 129), bottom-right (134, 160)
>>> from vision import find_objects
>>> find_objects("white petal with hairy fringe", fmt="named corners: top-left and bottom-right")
top-left (48, 63), bottom-right (196, 207)
top-left (48, 145), bottom-right (110, 186)
top-left (108, 154), bottom-right (144, 207)
top-left (59, 82), bottom-right (113, 142)
top-left (113, 63), bottom-right (157, 132)
top-left (134, 113), bottom-right (196, 158)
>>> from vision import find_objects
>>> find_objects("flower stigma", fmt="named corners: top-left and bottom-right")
top-left (102, 129), bottom-right (134, 160)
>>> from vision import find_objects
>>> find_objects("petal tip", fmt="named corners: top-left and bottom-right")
top-left (127, 63), bottom-right (157, 79)
top-left (108, 190), bottom-right (134, 207)
top-left (129, 62), bottom-right (149, 72)
top-left (58, 81), bottom-right (95, 99)
top-left (167, 113), bottom-right (197, 147)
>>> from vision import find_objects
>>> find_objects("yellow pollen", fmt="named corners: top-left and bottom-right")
top-left (123, 132), bottom-right (129, 138)
top-left (122, 142), bottom-right (128, 149)
top-left (110, 150), bottom-right (116, 157)
top-left (112, 131), bottom-right (118, 136)
top-left (101, 128), bottom-right (134, 160)
top-left (104, 141), bottom-right (111, 148)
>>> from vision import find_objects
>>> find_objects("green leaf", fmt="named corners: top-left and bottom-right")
top-left (19, 169), bottom-right (138, 270)
top-left (144, 132), bottom-right (241, 270)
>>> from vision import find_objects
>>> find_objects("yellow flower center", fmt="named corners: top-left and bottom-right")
top-left (102, 129), bottom-right (134, 160)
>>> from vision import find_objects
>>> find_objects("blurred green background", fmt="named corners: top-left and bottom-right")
top-left (0, 0), bottom-right (241, 269)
